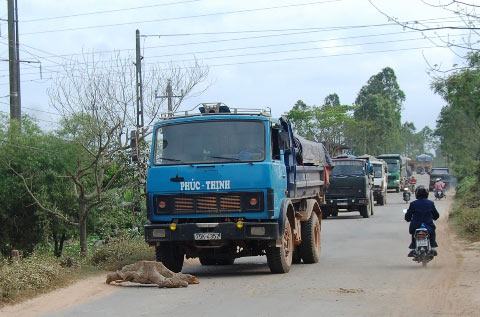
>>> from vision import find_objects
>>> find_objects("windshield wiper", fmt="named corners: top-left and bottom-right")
top-left (157, 157), bottom-right (181, 162)
top-left (209, 155), bottom-right (241, 161)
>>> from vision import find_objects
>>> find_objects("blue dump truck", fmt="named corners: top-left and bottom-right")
top-left (144, 103), bottom-right (331, 274)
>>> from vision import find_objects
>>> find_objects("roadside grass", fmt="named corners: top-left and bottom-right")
top-left (0, 235), bottom-right (153, 307)
top-left (449, 176), bottom-right (480, 241)
top-left (90, 235), bottom-right (154, 271)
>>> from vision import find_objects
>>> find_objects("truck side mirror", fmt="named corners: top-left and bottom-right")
top-left (279, 131), bottom-right (291, 150)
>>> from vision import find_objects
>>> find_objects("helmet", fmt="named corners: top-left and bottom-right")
top-left (436, 178), bottom-right (442, 182)
top-left (415, 186), bottom-right (429, 199)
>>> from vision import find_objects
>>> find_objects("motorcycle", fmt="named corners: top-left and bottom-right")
top-left (402, 187), bottom-right (411, 203)
top-left (434, 189), bottom-right (445, 200)
top-left (412, 225), bottom-right (436, 267)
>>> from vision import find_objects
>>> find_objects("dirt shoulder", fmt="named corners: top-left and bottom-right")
top-left (0, 274), bottom-right (114, 317)
top-left (404, 198), bottom-right (480, 316)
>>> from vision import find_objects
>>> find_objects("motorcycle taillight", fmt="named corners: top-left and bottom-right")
top-left (416, 231), bottom-right (428, 239)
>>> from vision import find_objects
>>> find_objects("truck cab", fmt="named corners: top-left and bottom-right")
top-left (371, 160), bottom-right (388, 205)
top-left (429, 167), bottom-right (450, 191)
top-left (376, 154), bottom-right (406, 192)
top-left (325, 158), bottom-right (374, 218)
top-left (144, 104), bottom-right (330, 274)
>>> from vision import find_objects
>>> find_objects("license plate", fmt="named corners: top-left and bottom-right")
top-left (337, 202), bottom-right (348, 206)
top-left (194, 232), bottom-right (221, 240)
top-left (416, 239), bottom-right (428, 247)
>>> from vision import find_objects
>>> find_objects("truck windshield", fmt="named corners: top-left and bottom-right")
top-left (373, 165), bottom-right (383, 178)
top-left (384, 160), bottom-right (400, 173)
top-left (332, 161), bottom-right (365, 176)
top-left (431, 169), bottom-right (449, 175)
top-left (154, 120), bottom-right (265, 165)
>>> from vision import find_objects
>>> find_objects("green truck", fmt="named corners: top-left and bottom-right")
top-left (376, 154), bottom-right (407, 192)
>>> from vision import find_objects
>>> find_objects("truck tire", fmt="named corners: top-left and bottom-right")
top-left (155, 244), bottom-right (184, 273)
top-left (369, 193), bottom-right (374, 216)
top-left (396, 187), bottom-right (400, 193)
top-left (292, 249), bottom-right (302, 264)
top-left (360, 205), bottom-right (369, 218)
top-left (266, 218), bottom-right (293, 273)
top-left (331, 208), bottom-right (338, 217)
top-left (377, 194), bottom-right (384, 206)
top-left (299, 212), bottom-right (321, 264)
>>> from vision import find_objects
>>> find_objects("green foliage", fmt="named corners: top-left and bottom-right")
top-left (0, 253), bottom-right (74, 305)
top-left (433, 55), bottom-right (480, 180)
top-left (287, 95), bottom-right (354, 155)
top-left (90, 235), bottom-right (153, 271)
top-left (450, 176), bottom-right (480, 240)
top-left (352, 67), bottom-right (405, 155)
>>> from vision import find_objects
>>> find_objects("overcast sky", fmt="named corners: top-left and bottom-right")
top-left (0, 0), bottom-right (473, 131)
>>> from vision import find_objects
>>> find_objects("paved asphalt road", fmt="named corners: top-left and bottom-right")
top-left (48, 177), bottom-right (451, 317)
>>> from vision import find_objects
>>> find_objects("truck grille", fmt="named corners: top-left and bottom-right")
top-left (155, 193), bottom-right (259, 214)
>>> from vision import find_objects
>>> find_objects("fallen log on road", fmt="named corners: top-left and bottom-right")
top-left (106, 260), bottom-right (199, 288)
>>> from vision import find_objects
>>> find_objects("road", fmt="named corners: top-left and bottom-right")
top-left (7, 176), bottom-right (476, 317)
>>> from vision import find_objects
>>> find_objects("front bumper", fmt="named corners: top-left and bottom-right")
top-left (145, 221), bottom-right (280, 243)
top-left (325, 197), bottom-right (369, 207)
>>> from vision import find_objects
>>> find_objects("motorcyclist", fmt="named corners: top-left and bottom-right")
top-left (409, 175), bottom-right (417, 191)
top-left (434, 178), bottom-right (446, 193)
top-left (405, 186), bottom-right (440, 257)
top-left (409, 175), bottom-right (417, 185)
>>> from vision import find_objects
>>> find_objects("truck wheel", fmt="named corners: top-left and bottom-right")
top-left (369, 193), bottom-right (374, 216)
top-left (155, 244), bottom-right (184, 273)
top-left (266, 218), bottom-right (293, 273)
top-left (360, 205), bottom-right (369, 218)
top-left (331, 208), bottom-right (338, 217)
top-left (377, 194), bottom-right (384, 206)
top-left (321, 207), bottom-right (328, 219)
top-left (292, 249), bottom-right (302, 264)
top-left (396, 187), bottom-right (400, 193)
top-left (299, 212), bottom-right (321, 264)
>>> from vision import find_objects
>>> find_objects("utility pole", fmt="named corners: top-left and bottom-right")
top-left (156, 79), bottom-right (183, 116)
top-left (8, 0), bottom-right (21, 121)
top-left (134, 29), bottom-right (144, 133)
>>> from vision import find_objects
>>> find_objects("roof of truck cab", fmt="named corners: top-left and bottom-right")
top-left (153, 113), bottom-right (273, 127)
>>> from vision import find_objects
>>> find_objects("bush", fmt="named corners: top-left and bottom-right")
top-left (0, 254), bottom-right (73, 305)
top-left (455, 208), bottom-right (480, 237)
top-left (451, 176), bottom-right (480, 240)
top-left (90, 235), bottom-right (153, 271)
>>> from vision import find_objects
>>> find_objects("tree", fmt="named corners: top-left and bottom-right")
top-left (10, 53), bottom-right (209, 255)
top-left (352, 67), bottom-right (405, 155)
top-left (287, 95), bottom-right (354, 156)
top-left (0, 116), bottom-right (78, 256)
top-left (433, 53), bottom-right (480, 179)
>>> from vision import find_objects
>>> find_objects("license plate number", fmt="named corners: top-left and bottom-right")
top-left (194, 233), bottom-right (221, 240)
top-left (416, 239), bottom-right (428, 247)
top-left (337, 202), bottom-right (348, 206)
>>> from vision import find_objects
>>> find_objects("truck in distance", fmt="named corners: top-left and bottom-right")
top-left (325, 158), bottom-right (374, 218)
top-left (143, 103), bottom-right (331, 274)
top-left (376, 154), bottom-right (407, 192)
top-left (429, 167), bottom-right (451, 191)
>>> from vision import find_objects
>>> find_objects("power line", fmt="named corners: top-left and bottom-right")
top-left (22, 0), bottom-right (204, 23)
top-left (0, 17), bottom-right (463, 73)
top-left (145, 33), bottom-right (466, 63)
top-left (10, 16), bottom-right (463, 60)
top-left (4, 32), bottom-right (464, 79)
top-left (197, 44), bottom-right (441, 68)
top-left (0, 43), bottom-right (447, 85)
top-left (20, 0), bottom-right (346, 36)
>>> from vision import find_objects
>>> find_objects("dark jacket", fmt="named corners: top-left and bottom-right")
top-left (405, 198), bottom-right (440, 234)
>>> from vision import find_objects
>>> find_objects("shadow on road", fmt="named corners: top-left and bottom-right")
top-left (183, 262), bottom-right (272, 277)
top-left (325, 214), bottom-right (363, 220)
